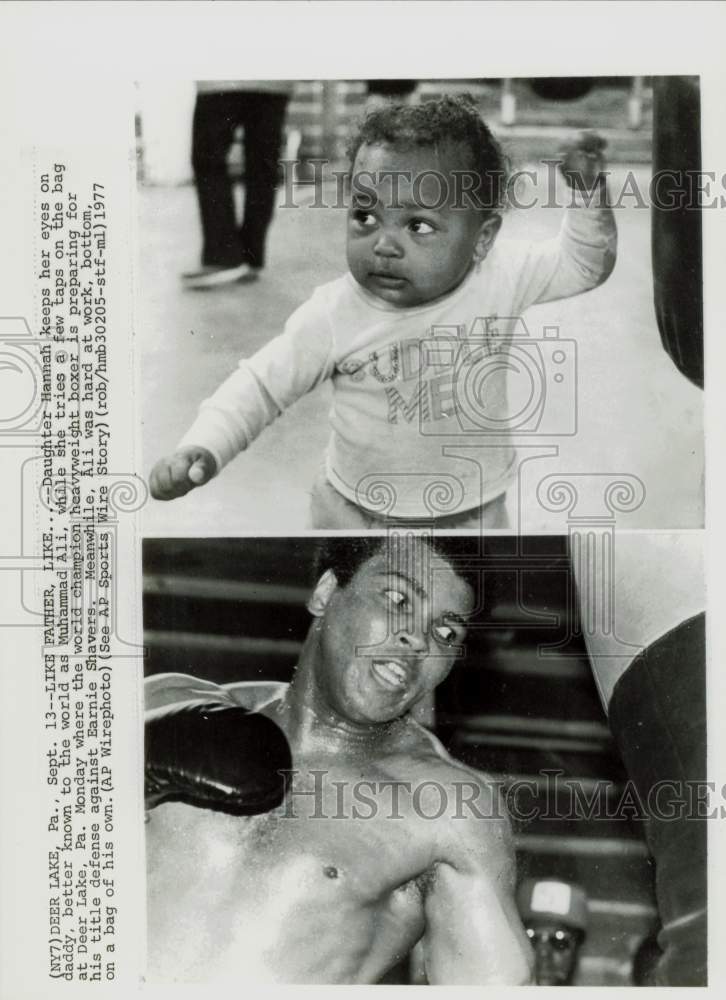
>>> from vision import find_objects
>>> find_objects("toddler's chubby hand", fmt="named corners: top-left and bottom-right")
top-left (559, 131), bottom-right (608, 192)
top-left (149, 446), bottom-right (218, 501)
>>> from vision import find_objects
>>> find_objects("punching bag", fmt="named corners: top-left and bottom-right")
top-left (529, 78), bottom-right (594, 101)
top-left (573, 533), bottom-right (706, 985)
top-left (651, 76), bottom-right (703, 388)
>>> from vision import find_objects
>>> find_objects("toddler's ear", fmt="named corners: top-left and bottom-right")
top-left (474, 214), bottom-right (502, 264)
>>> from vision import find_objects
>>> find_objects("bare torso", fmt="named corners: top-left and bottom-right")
top-left (146, 677), bottom-right (532, 986)
top-left (146, 742), bottom-right (443, 983)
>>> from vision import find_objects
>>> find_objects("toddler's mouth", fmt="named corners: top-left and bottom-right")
top-left (369, 272), bottom-right (407, 288)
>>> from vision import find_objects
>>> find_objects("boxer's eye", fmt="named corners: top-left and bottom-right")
top-left (383, 589), bottom-right (407, 607)
top-left (432, 623), bottom-right (457, 645)
top-left (432, 614), bottom-right (467, 647)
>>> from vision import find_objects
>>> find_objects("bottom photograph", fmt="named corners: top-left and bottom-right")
top-left (142, 532), bottom-right (705, 986)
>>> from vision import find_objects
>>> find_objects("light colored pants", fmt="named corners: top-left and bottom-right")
top-left (309, 469), bottom-right (509, 530)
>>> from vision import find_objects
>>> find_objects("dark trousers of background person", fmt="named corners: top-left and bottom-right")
top-left (191, 91), bottom-right (289, 270)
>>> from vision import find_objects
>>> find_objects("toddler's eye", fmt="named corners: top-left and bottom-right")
top-left (384, 589), bottom-right (407, 607)
top-left (352, 210), bottom-right (376, 227)
top-left (409, 219), bottom-right (435, 235)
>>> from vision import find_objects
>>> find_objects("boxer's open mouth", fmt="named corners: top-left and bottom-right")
top-left (371, 658), bottom-right (409, 690)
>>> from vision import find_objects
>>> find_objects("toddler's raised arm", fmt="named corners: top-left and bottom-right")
top-left (509, 131), bottom-right (618, 312)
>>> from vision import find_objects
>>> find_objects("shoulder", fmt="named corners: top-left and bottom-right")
top-left (306, 273), bottom-right (356, 310)
top-left (283, 275), bottom-right (352, 337)
top-left (394, 722), bottom-right (509, 823)
top-left (401, 723), bottom-right (514, 871)
top-left (482, 235), bottom-right (535, 275)
top-left (310, 272), bottom-right (394, 319)
top-left (401, 719), bottom-right (489, 780)
top-left (463, 238), bottom-right (534, 308)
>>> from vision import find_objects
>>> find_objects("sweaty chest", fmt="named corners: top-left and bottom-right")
top-left (148, 787), bottom-right (432, 895)
top-left (146, 800), bottom-right (429, 982)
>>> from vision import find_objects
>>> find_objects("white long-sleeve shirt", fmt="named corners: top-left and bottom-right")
top-left (180, 197), bottom-right (616, 518)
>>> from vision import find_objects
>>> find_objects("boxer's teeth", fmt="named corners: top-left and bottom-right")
top-left (372, 659), bottom-right (407, 688)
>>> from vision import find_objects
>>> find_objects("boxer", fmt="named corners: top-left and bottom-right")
top-left (145, 535), bottom-right (533, 984)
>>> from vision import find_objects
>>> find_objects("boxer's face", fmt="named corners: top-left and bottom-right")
top-left (312, 542), bottom-right (474, 725)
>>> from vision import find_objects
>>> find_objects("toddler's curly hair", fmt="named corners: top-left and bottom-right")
top-left (346, 93), bottom-right (509, 214)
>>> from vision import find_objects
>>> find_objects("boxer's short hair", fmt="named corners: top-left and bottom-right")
top-left (313, 536), bottom-right (488, 610)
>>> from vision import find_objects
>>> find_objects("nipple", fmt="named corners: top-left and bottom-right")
top-left (323, 865), bottom-right (339, 880)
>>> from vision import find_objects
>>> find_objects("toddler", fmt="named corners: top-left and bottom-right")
top-left (150, 96), bottom-right (617, 528)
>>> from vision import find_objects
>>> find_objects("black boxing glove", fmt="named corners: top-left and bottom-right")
top-left (145, 701), bottom-right (291, 815)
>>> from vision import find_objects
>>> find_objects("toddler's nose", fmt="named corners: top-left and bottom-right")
top-left (373, 232), bottom-right (403, 258)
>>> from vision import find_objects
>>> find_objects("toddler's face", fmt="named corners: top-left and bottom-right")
top-left (346, 142), bottom-right (499, 308)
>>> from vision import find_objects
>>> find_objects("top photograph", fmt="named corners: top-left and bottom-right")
top-left (137, 76), bottom-right (704, 534)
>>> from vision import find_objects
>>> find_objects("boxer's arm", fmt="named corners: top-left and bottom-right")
top-left (420, 780), bottom-right (533, 985)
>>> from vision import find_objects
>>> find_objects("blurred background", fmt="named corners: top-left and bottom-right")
top-left (135, 77), bottom-right (654, 184)
top-left (143, 535), bottom-right (660, 985)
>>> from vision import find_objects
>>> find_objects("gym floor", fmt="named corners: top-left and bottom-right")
top-left (137, 163), bottom-right (703, 536)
